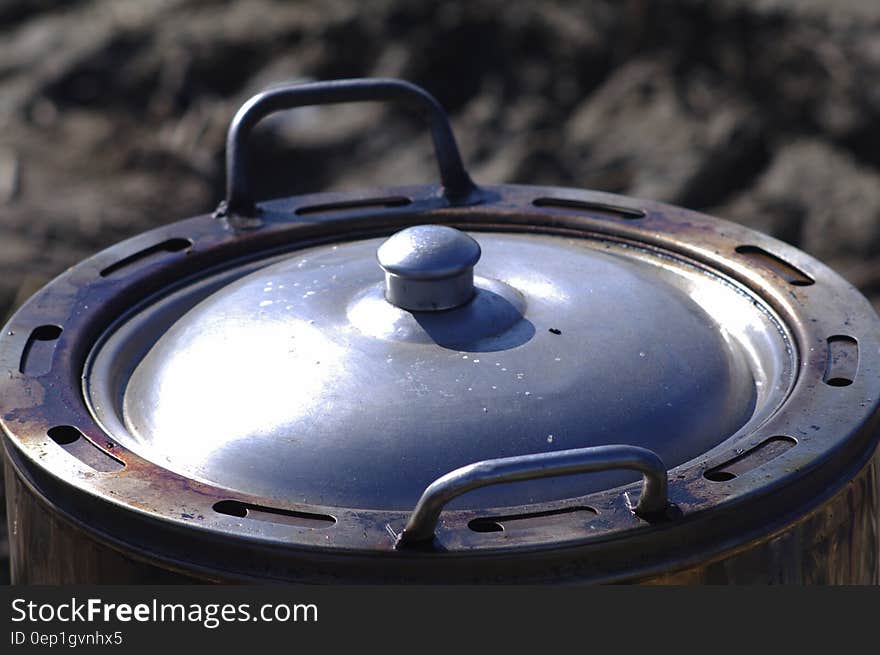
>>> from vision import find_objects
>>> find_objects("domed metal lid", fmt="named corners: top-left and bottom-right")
top-left (91, 225), bottom-right (790, 511)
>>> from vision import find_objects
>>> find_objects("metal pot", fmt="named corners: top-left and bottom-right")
top-left (3, 79), bottom-right (879, 584)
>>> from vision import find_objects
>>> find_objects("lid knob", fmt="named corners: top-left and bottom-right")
top-left (377, 225), bottom-right (481, 311)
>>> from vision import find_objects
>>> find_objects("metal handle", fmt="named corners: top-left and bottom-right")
top-left (395, 445), bottom-right (669, 548)
top-left (218, 78), bottom-right (478, 218)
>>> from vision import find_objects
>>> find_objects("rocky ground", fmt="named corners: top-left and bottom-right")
top-left (2, 0), bottom-right (880, 583)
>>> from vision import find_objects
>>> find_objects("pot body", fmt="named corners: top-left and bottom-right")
top-left (7, 441), bottom-right (878, 584)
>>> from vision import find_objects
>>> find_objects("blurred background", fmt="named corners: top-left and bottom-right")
top-left (1, 0), bottom-right (879, 582)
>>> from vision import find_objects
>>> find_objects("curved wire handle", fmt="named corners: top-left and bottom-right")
top-left (396, 445), bottom-right (669, 548)
top-left (218, 78), bottom-right (478, 218)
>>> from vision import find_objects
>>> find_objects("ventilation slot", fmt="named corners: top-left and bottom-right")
top-left (100, 238), bottom-right (191, 277)
top-left (734, 245), bottom-right (814, 286)
top-left (19, 324), bottom-right (62, 375)
top-left (295, 196), bottom-right (411, 217)
top-left (468, 506), bottom-right (596, 534)
top-left (533, 197), bottom-right (645, 220)
top-left (213, 500), bottom-right (335, 529)
top-left (824, 335), bottom-right (858, 387)
top-left (704, 436), bottom-right (797, 482)
top-left (47, 425), bottom-right (124, 472)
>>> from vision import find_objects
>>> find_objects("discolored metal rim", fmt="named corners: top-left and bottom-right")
top-left (2, 182), bottom-right (879, 581)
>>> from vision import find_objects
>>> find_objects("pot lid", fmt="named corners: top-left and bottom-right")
top-left (90, 225), bottom-right (791, 511)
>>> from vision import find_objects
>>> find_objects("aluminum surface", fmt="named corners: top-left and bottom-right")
top-left (88, 230), bottom-right (790, 510)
